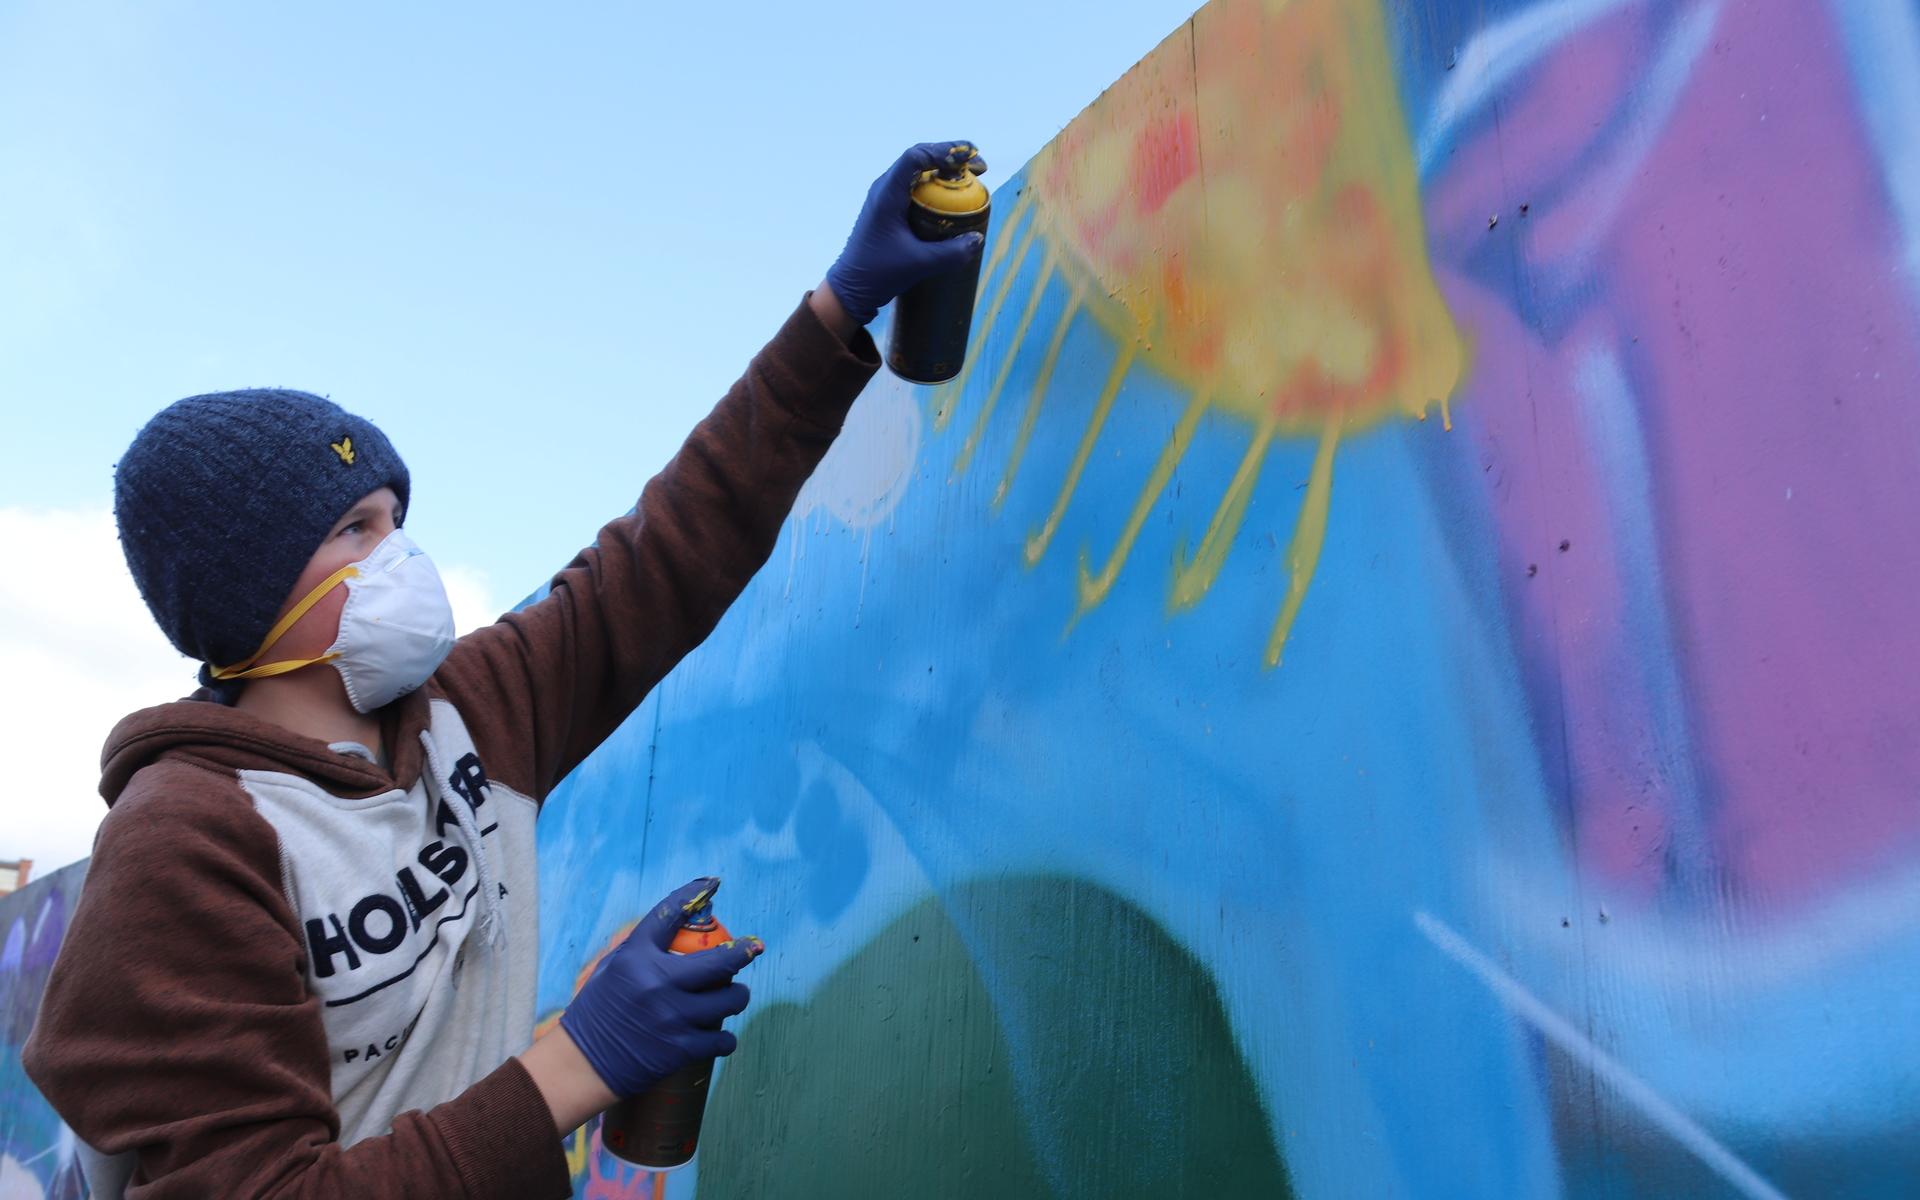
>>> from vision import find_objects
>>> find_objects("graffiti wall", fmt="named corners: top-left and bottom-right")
top-left (0, 862), bottom-right (88, 1199)
top-left (6, 1), bottom-right (1915, 1196)
top-left (535, 0), bottom-right (1920, 1196)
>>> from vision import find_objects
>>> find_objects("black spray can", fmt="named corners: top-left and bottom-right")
top-left (600, 900), bottom-right (732, 1171)
top-left (887, 145), bottom-right (991, 384)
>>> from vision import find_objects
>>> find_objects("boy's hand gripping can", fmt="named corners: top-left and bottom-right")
top-left (886, 144), bottom-right (992, 384)
top-left (600, 899), bottom-right (734, 1170)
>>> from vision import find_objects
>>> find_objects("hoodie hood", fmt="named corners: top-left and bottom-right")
top-left (99, 688), bottom-right (434, 807)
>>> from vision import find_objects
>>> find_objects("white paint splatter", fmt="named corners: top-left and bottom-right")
top-left (794, 372), bottom-right (923, 531)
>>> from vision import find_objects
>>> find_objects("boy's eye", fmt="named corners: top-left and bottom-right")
top-left (338, 521), bottom-right (365, 538)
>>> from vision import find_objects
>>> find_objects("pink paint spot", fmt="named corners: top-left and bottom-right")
top-left (1130, 112), bottom-right (1199, 217)
top-left (581, 1124), bottom-right (663, 1200)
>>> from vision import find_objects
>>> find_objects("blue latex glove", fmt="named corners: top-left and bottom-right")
top-left (558, 877), bottom-right (761, 1098)
top-left (825, 141), bottom-right (989, 326)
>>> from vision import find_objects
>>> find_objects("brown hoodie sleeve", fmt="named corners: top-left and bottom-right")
top-left (22, 762), bottom-right (571, 1199)
top-left (434, 294), bottom-right (880, 799)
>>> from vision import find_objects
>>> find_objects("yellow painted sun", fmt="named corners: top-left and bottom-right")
top-left (935, 0), bottom-right (1466, 667)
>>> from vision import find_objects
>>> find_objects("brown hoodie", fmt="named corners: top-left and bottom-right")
top-left (23, 297), bottom-right (879, 1199)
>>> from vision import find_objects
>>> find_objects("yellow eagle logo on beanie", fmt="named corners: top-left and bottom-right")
top-left (331, 436), bottom-right (356, 465)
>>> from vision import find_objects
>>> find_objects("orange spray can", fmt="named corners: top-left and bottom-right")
top-left (600, 898), bottom-right (734, 1171)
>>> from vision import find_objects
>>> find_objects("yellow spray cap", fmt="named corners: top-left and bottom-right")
top-left (911, 144), bottom-right (990, 214)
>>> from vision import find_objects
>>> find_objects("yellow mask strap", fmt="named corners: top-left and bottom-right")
top-left (209, 563), bottom-right (361, 681)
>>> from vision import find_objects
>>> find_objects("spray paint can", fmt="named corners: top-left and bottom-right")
top-left (887, 144), bottom-right (992, 384)
top-left (600, 899), bottom-right (735, 1171)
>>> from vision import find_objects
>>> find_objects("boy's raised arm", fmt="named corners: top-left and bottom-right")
top-left (435, 143), bottom-right (985, 800)
top-left (435, 286), bottom-right (878, 799)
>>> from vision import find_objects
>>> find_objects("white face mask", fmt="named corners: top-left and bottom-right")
top-left (211, 529), bottom-right (457, 713)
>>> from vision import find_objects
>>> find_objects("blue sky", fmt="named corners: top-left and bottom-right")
top-left (1, 0), bottom-right (1200, 872)
top-left (6, 0), bottom-right (1199, 590)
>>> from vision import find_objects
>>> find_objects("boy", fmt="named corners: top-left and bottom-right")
top-left (24, 142), bottom-right (985, 1199)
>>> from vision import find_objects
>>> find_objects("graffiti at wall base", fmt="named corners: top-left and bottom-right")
top-left (0, 863), bottom-right (87, 1200)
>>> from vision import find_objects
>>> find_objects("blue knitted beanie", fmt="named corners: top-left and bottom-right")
top-left (114, 389), bottom-right (411, 678)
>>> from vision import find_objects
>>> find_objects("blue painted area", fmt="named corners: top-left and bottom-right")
top-left (539, 257), bottom-right (1572, 1194)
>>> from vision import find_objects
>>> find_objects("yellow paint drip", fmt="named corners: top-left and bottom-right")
top-left (956, 251), bottom-right (1056, 478)
top-left (1077, 386), bottom-right (1213, 611)
top-left (1170, 418), bottom-right (1276, 610)
top-left (564, 1126), bottom-right (592, 1178)
top-left (1025, 341), bottom-right (1135, 566)
top-left (973, 188), bottom-right (1033, 298)
top-left (994, 288), bottom-right (1083, 511)
top-left (1264, 422), bottom-right (1340, 669)
top-left (934, 197), bottom-right (1037, 430)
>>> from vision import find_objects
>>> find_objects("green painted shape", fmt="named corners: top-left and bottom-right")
top-left (699, 875), bottom-right (1291, 1198)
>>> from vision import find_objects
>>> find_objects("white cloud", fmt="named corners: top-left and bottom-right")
top-left (0, 507), bottom-right (187, 875)
top-left (440, 563), bottom-right (505, 635)
top-left (0, 506), bottom-right (500, 877)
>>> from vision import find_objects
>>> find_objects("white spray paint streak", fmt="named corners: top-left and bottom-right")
top-left (10, 1144), bottom-right (56, 1170)
top-left (1414, 910), bottom-right (1791, 1200)
top-left (1551, 1), bottom-right (1721, 279)
top-left (1417, 0), bottom-right (1641, 173)
top-left (1828, 0), bottom-right (1920, 314)
top-left (1490, 856), bottom-right (1920, 992)
top-left (28, 895), bottom-right (53, 947)
top-left (1571, 343), bottom-right (1711, 859)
